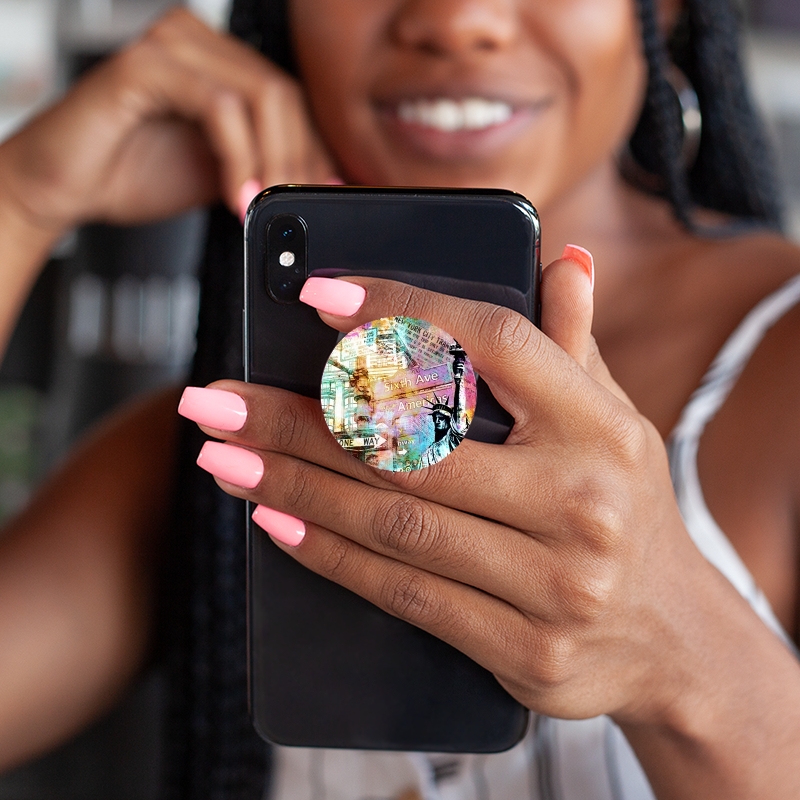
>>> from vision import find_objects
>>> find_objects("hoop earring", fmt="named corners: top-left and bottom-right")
top-left (619, 64), bottom-right (702, 193)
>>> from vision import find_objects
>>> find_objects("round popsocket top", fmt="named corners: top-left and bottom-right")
top-left (321, 316), bottom-right (477, 471)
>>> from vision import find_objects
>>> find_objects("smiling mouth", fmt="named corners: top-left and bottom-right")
top-left (396, 97), bottom-right (514, 132)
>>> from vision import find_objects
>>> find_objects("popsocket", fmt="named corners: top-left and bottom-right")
top-left (321, 316), bottom-right (477, 471)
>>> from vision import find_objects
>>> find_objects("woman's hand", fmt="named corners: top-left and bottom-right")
top-left (183, 257), bottom-right (705, 725)
top-left (0, 7), bottom-right (336, 237)
top-left (181, 258), bottom-right (800, 796)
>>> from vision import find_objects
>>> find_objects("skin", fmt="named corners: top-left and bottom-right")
top-left (0, 1), bottom-right (797, 797)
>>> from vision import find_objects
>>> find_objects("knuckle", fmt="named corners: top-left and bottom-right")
top-left (386, 281), bottom-right (421, 320)
top-left (562, 477), bottom-right (628, 553)
top-left (383, 569), bottom-right (443, 627)
top-left (281, 459), bottom-right (316, 514)
top-left (146, 7), bottom-right (194, 40)
top-left (481, 305), bottom-right (539, 364)
top-left (111, 40), bottom-right (150, 80)
top-left (374, 494), bottom-right (439, 558)
top-left (316, 535), bottom-right (351, 582)
top-left (270, 400), bottom-right (307, 452)
top-left (530, 630), bottom-right (576, 688)
top-left (142, 11), bottom-right (181, 46)
top-left (585, 335), bottom-right (605, 374)
top-left (560, 557), bottom-right (619, 623)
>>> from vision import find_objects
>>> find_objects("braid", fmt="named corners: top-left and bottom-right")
top-left (630, 0), bottom-right (695, 227)
top-left (632, 0), bottom-right (783, 229)
top-left (681, 0), bottom-right (783, 225)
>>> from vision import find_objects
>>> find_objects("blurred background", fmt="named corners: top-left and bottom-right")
top-left (0, 0), bottom-right (797, 796)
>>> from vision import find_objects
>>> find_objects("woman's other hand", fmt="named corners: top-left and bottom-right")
top-left (0, 7), bottom-right (336, 237)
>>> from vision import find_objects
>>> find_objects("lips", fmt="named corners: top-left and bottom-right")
top-left (377, 93), bottom-right (549, 161)
top-left (396, 97), bottom-right (514, 132)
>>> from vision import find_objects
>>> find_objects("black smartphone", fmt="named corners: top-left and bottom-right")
top-left (244, 185), bottom-right (540, 753)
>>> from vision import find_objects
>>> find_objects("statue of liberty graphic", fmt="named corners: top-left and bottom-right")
top-left (416, 343), bottom-right (469, 469)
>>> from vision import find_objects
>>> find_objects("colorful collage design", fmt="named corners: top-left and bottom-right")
top-left (321, 316), bottom-right (477, 471)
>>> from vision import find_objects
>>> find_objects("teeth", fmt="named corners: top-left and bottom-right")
top-left (397, 98), bottom-right (513, 132)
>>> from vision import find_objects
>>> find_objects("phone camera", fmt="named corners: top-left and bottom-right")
top-left (266, 214), bottom-right (308, 303)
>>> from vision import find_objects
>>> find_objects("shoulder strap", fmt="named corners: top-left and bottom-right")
top-left (667, 273), bottom-right (800, 646)
top-left (671, 273), bottom-right (800, 443)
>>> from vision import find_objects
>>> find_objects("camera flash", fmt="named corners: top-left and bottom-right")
top-left (279, 251), bottom-right (296, 267)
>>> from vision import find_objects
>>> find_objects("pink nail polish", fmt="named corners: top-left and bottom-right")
top-left (196, 441), bottom-right (263, 488)
top-left (252, 505), bottom-right (306, 547)
top-left (238, 179), bottom-right (262, 223)
top-left (299, 277), bottom-right (366, 317)
top-left (179, 387), bottom-right (247, 431)
top-left (561, 244), bottom-right (595, 293)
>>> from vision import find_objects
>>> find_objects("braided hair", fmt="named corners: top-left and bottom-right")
top-left (632, 0), bottom-right (783, 229)
top-left (161, 2), bottom-right (783, 798)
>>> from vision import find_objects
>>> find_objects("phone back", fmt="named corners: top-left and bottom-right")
top-left (245, 186), bottom-right (540, 752)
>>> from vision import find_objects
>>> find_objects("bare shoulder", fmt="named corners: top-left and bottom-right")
top-left (700, 228), bottom-right (800, 296)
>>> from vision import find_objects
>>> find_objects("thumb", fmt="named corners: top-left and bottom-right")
top-left (542, 245), bottom-right (635, 408)
top-left (540, 244), bottom-right (595, 367)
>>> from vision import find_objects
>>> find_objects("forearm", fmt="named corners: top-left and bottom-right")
top-left (618, 559), bottom-right (800, 799)
top-left (0, 388), bottom-right (179, 771)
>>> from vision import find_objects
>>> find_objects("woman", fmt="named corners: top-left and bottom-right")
top-left (0, 0), bottom-right (798, 797)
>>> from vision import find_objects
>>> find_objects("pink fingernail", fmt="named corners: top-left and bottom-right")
top-left (179, 387), bottom-right (247, 431)
top-left (325, 176), bottom-right (345, 185)
top-left (299, 277), bottom-right (366, 316)
top-left (252, 505), bottom-right (306, 547)
top-left (196, 441), bottom-right (263, 488)
top-left (238, 179), bottom-right (262, 223)
top-left (561, 244), bottom-right (595, 293)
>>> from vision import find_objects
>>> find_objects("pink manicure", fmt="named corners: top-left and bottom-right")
top-left (252, 505), bottom-right (306, 547)
top-left (178, 387), bottom-right (247, 431)
top-left (561, 244), bottom-right (595, 293)
top-left (196, 441), bottom-right (263, 488)
top-left (299, 277), bottom-right (366, 317)
top-left (238, 179), bottom-right (262, 223)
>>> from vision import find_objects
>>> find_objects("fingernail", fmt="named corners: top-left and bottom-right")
top-left (561, 244), bottom-right (595, 293)
top-left (238, 178), bottom-right (262, 223)
top-left (196, 441), bottom-right (263, 488)
top-left (252, 505), bottom-right (306, 547)
top-left (179, 387), bottom-right (247, 431)
top-left (325, 176), bottom-right (345, 185)
top-left (299, 277), bottom-right (366, 316)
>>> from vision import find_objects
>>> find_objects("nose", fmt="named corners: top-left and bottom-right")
top-left (391, 0), bottom-right (518, 57)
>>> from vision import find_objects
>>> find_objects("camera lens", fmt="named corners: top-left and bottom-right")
top-left (267, 214), bottom-right (307, 303)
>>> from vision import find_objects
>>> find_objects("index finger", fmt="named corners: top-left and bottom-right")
top-left (300, 275), bottom-right (599, 430)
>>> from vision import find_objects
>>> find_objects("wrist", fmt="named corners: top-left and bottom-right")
top-left (0, 181), bottom-right (66, 263)
top-left (0, 173), bottom-right (67, 353)
top-left (613, 555), bottom-right (800, 797)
